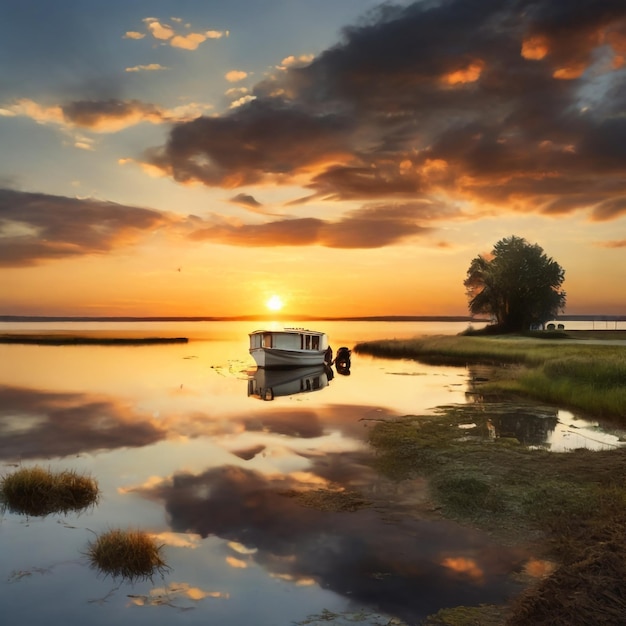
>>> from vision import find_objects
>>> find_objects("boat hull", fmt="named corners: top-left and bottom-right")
top-left (250, 347), bottom-right (327, 369)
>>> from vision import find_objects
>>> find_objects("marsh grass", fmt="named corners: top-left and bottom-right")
top-left (367, 409), bottom-right (626, 623)
top-left (0, 466), bottom-right (100, 517)
top-left (354, 335), bottom-right (626, 419)
top-left (86, 529), bottom-right (169, 582)
top-left (0, 334), bottom-right (188, 345)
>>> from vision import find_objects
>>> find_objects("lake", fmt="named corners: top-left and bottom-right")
top-left (0, 320), bottom-right (622, 625)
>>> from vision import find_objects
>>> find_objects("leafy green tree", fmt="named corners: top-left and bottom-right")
top-left (464, 236), bottom-right (566, 332)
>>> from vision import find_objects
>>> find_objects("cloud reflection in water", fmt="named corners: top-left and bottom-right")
top-left (133, 459), bottom-right (526, 623)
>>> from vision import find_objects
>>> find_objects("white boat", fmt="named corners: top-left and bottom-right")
top-left (247, 365), bottom-right (330, 400)
top-left (249, 328), bottom-right (330, 369)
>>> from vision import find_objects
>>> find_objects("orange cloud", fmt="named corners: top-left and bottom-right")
top-left (278, 54), bottom-right (315, 70)
top-left (441, 60), bottom-right (484, 85)
top-left (607, 29), bottom-right (626, 68)
top-left (552, 63), bottom-right (587, 80)
top-left (226, 556), bottom-right (248, 569)
top-left (144, 18), bottom-right (174, 40)
top-left (521, 36), bottom-right (549, 60)
top-left (225, 70), bottom-right (248, 83)
top-left (136, 17), bottom-right (228, 49)
top-left (171, 33), bottom-right (208, 50)
top-left (0, 189), bottom-right (175, 267)
top-left (596, 239), bottom-right (626, 248)
top-left (125, 63), bottom-right (168, 73)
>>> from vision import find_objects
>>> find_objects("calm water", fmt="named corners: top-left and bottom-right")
top-left (0, 320), bottom-right (622, 625)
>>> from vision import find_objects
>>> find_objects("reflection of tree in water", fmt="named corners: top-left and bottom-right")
top-left (465, 365), bottom-right (559, 447)
top-left (487, 410), bottom-right (559, 447)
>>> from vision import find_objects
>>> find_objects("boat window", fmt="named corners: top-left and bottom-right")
top-left (262, 333), bottom-right (273, 348)
top-left (312, 335), bottom-right (319, 350)
top-left (305, 335), bottom-right (311, 350)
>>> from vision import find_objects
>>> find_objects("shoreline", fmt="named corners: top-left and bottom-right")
top-left (0, 334), bottom-right (188, 345)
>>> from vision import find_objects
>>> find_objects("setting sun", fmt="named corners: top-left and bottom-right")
top-left (266, 295), bottom-right (284, 312)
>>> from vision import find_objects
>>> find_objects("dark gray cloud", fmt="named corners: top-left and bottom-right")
top-left (188, 202), bottom-right (442, 248)
top-left (149, 98), bottom-right (356, 187)
top-left (0, 188), bottom-right (173, 266)
top-left (61, 99), bottom-right (166, 129)
top-left (148, 0), bottom-right (626, 221)
top-left (229, 193), bottom-right (262, 208)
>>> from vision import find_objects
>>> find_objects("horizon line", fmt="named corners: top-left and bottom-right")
top-left (1, 314), bottom-right (625, 322)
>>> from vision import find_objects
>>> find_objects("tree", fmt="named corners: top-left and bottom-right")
top-left (464, 236), bottom-right (566, 332)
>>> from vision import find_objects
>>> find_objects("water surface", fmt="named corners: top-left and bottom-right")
top-left (0, 320), bottom-right (620, 624)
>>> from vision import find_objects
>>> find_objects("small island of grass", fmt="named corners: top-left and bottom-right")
top-left (0, 334), bottom-right (188, 345)
top-left (0, 466), bottom-right (100, 517)
top-left (86, 528), bottom-right (169, 582)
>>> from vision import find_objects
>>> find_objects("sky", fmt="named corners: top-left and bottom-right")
top-left (1, 0), bottom-right (625, 318)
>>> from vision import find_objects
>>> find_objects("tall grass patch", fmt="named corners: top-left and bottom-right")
top-left (518, 354), bottom-right (626, 417)
top-left (355, 335), bottom-right (626, 420)
top-left (86, 528), bottom-right (169, 582)
top-left (0, 466), bottom-right (100, 516)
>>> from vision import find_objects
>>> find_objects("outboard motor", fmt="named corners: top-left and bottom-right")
top-left (334, 346), bottom-right (351, 375)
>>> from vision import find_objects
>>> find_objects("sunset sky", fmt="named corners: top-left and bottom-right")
top-left (1, 0), bottom-right (625, 318)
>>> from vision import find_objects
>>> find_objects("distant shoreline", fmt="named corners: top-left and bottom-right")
top-left (1, 314), bottom-right (623, 323)
top-left (0, 314), bottom-right (479, 323)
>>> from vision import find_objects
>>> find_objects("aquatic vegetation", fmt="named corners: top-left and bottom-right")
top-left (86, 528), bottom-right (169, 582)
top-left (422, 603), bottom-right (508, 625)
top-left (0, 466), bottom-right (100, 516)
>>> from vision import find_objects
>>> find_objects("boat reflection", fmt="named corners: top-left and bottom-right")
top-left (247, 365), bottom-right (332, 401)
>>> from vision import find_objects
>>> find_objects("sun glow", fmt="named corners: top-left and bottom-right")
top-left (266, 295), bottom-right (284, 311)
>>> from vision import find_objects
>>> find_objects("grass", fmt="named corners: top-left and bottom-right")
top-left (354, 334), bottom-right (626, 420)
top-left (365, 408), bottom-right (626, 624)
top-left (0, 466), bottom-right (100, 517)
top-left (86, 528), bottom-right (169, 582)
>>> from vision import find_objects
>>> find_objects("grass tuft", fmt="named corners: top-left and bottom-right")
top-left (0, 466), bottom-right (100, 517)
top-left (86, 528), bottom-right (169, 582)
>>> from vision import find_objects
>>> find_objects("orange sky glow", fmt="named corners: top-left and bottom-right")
top-left (1, 1), bottom-right (625, 318)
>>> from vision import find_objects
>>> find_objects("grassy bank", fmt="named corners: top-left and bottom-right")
top-left (367, 408), bottom-right (626, 624)
top-left (354, 335), bottom-right (626, 420)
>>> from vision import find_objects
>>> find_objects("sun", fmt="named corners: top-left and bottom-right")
top-left (266, 295), bottom-right (284, 312)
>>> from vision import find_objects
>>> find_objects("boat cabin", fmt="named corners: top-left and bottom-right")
top-left (249, 328), bottom-right (330, 368)
top-left (249, 328), bottom-right (328, 352)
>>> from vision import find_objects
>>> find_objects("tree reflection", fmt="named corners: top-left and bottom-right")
top-left (465, 365), bottom-right (559, 447)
